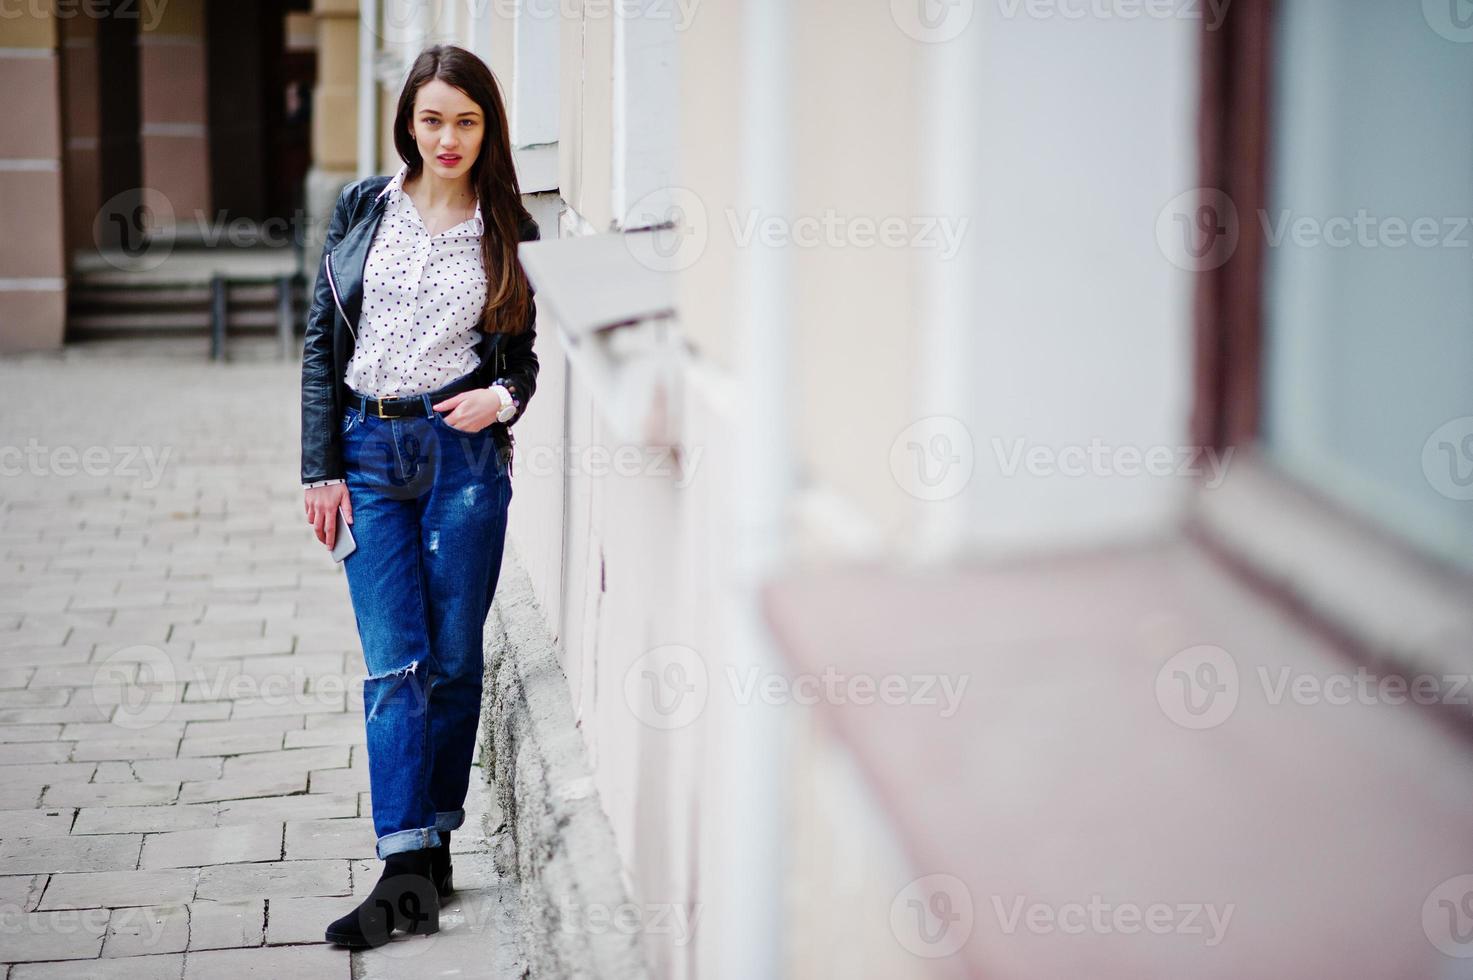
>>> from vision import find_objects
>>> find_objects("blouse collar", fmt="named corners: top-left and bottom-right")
top-left (376, 162), bottom-right (483, 235)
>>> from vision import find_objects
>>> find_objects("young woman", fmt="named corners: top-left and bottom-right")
top-left (298, 44), bottom-right (539, 949)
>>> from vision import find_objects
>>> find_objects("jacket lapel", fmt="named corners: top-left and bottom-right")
top-left (334, 190), bottom-right (390, 329)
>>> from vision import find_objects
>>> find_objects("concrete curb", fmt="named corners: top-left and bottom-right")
top-left (480, 547), bottom-right (651, 980)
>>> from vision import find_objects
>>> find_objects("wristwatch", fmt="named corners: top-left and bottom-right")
top-left (491, 384), bottom-right (517, 423)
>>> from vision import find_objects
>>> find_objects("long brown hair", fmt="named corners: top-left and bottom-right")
top-left (393, 45), bottom-right (534, 335)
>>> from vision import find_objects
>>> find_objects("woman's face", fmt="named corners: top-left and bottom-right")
top-left (408, 79), bottom-right (485, 181)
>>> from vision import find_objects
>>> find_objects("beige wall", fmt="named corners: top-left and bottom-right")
top-left (0, 3), bottom-right (66, 352)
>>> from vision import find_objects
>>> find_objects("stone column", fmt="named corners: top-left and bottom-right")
top-left (306, 0), bottom-right (362, 260)
top-left (137, 0), bottom-right (210, 238)
top-left (0, 2), bottom-right (66, 352)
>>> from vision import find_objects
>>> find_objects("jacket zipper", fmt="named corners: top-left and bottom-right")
top-left (323, 250), bottom-right (357, 342)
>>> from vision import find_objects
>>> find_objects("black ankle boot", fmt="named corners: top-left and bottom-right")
top-left (325, 848), bottom-right (440, 948)
top-left (429, 830), bottom-right (453, 898)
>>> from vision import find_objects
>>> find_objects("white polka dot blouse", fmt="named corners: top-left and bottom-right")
top-left (343, 163), bottom-right (489, 399)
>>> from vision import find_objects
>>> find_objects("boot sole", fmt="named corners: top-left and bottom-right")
top-left (325, 921), bottom-right (440, 949)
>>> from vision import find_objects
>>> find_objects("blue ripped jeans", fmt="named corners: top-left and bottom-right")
top-left (338, 378), bottom-right (511, 859)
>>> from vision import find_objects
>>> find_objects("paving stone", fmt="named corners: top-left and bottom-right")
top-left (10, 953), bottom-right (187, 979)
top-left (177, 769), bottom-right (306, 805)
top-left (98, 758), bottom-right (222, 784)
top-left (0, 783), bottom-right (44, 808)
top-left (0, 687), bottom-right (69, 706)
top-left (101, 903), bottom-right (189, 957)
top-left (195, 859), bottom-right (349, 901)
top-left (38, 869), bottom-right (197, 910)
top-left (0, 724), bottom-right (63, 743)
top-left (187, 636), bottom-right (294, 660)
top-left (182, 715), bottom-right (303, 739)
top-left (0, 808), bottom-right (75, 838)
top-left (140, 823), bottom-right (283, 869)
top-left (0, 873), bottom-right (48, 912)
top-left (229, 694), bottom-right (346, 719)
top-left (283, 818), bottom-right (377, 860)
top-left (28, 663), bottom-right (132, 688)
top-left (0, 834), bottom-right (141, 874)
top-left (215, 793), bottom-right (359, 828)
top-left (60, 722), bottom-right (186, 743)
top-left (283, 725), bottom-right (365, 749)
top-left (72, 804), bottom-right (218, 836)
top-left (201, 602), bottom-right (294, 625)
top-left (225, 745), bottom-right (349, 776)
top-left (177, 733), bottom-right (283, 758)
top-left (0, 908), bottom-right (108, 961)
top-left (307, 767), bottom-right (370, 796)
top-left (262, 895), bottom-right (344, 945)
top-left (0, 762), bottom-right (95, 784)
top-left (167, 621), bottom-right (264, 644)
top-left (185, 898), bottom-right (264, 950)
top-left (183, 944), bottom-right (351, 979)
top-left (70, 738), bottom-right (182, 763)
top-left (42, 782), bottom-right (179, 808)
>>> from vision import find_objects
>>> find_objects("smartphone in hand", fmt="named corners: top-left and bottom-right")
top-left (330, 506), bottom-right (357, 562)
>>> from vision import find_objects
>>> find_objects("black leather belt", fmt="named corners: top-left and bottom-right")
top-left (347, 373), bottom-right (481, 419)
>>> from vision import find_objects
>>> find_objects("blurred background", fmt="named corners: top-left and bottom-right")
top-left (2, 0), bottom-right (1472, 977)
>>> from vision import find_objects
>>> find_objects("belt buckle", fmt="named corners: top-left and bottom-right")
top-left (373, 398), bottom-right (392, 419)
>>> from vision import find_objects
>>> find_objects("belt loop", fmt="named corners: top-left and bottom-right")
top-left (421, 392), bottom-right (434, 417)
top-left (357, 392), bottom-right (367, 418)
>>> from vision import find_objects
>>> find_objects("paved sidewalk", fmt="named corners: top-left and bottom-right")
top-left (0, 340), bottom-right (522, 978)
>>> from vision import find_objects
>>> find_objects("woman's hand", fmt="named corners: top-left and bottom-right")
top-left (432, 387), bottom-right (507, 433)
top-left (305, 483), bottom-right (352, 550)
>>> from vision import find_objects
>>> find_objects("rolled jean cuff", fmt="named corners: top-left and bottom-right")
top-left (376, 826), bottom-right (438, 859)
top-left (434, 809), bottom-right (465, 833)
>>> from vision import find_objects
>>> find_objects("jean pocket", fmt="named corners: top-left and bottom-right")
top-left (340, 410), bottom-right (362, 436)
top-left (431, 410), bottom-right (487, 437)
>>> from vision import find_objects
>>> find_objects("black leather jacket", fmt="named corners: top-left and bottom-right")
top-left (300, 174), bottom-right (541, 484)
